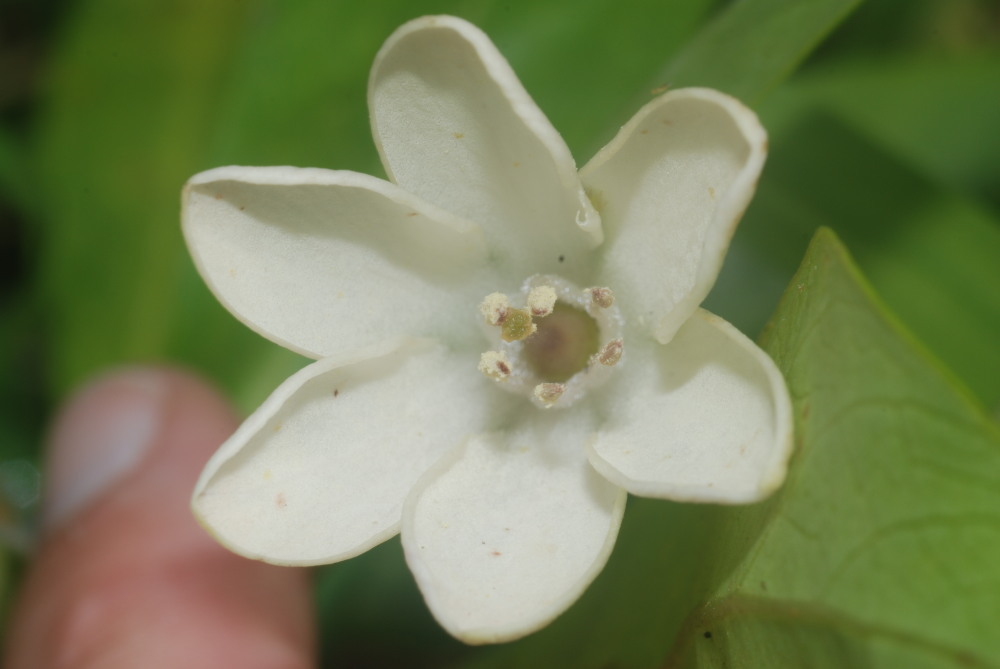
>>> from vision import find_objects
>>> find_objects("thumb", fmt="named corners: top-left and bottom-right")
top-left (4, 368), bottom-right (314, 668)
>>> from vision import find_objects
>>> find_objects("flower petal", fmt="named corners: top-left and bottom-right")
top-left (581, 88), bottom-right (767, 344)
top-left (192, 338), bottom-right (491, 566)
top-left (589, 309), bottom-right (792, 504)
top-left (402, 411), bottom-right (626, 644)
top-left (369, 15), bottom-right (601, 279)
top-left (183, 166), bottom-right (489, 359)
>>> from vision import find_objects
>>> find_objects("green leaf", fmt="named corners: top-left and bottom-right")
top-left (659, 0), bottom-right (865, 103)
top-left (460, 229), bottom-right (1000, 668)
top-left (684, 228), bottom-right (1000, 667)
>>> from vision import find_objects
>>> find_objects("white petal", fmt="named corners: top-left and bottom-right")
top-left (403, 410), bottom-right (626, 644)
top-left (183, 166), bottom-right (489, 359)
top-left (369, 15), bottom-right (601, 279)
top-left (589, 310), bottom-right (792, 504)
top-left (581, 88), bottom-right (767, 343)
top-left (192, 338), bottom-right (491, 566)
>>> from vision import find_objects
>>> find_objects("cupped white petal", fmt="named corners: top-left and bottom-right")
top-left (589, 309), bottom-right (792, 504)
top-left (183, 166), bottom-right (489, 359)
top-left (369, 15), bottom-right (601, 280)
top-left (581, 88), bottom-right (767, 344)
top-left (403, 411), bottom-right (626, 644)
top-left (192, 338), bottom-right (491, 566)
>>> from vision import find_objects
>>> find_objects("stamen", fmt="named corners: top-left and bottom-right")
top-left (527, 285), bottom-right (557, 317)
top-left (500, 308), bottom-right (536, 342)
top-left (594, 338), bottom-right (624, 366)
top-left (588, 287), bottom-right (615, 309)
top-left (480, 293), bottom-right (510, 325)
top-left (478, 350), bottom-right (512, 380)
top-left (534, 382), bottom-right (566, 407)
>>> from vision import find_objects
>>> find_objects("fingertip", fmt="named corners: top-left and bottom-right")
top-left (6, 367), bottom-right (314, 668)
top-left (44, 367), bottom-right (175, 530)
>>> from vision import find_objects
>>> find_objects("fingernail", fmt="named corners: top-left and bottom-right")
top-left (44, 368), bottom-right (169, 530)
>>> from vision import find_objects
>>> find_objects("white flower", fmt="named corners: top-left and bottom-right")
top-left (183, 15), bottom-right (793, 644)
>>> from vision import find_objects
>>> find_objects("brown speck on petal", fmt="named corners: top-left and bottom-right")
top-left (276, 492), bottom-right (287, 509)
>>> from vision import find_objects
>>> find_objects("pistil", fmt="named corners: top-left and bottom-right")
top-left (522, 303), bottom-right (598, 382)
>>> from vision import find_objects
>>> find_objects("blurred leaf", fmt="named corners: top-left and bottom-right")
top-left (0, 127), bottom-right (29, 209)
top-left (708, 113), bottom-right (1000, 411)
top-left (0, 296), bottom-right (43, 619)
top-left (809, 0), bottom-right (1000, 62)
top-left (462, 229), bottom-right (1000, 668)
top-left (33, 0), bottom-right (292, 407)
top-left (762, 48), bottom-right (1000, 207)
top-left (660, 0), bottom-right (865, 103)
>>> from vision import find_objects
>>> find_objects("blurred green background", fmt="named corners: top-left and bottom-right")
top-left (1, 0), bottom-right (998, 666)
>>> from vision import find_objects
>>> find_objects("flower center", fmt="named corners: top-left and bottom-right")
top-left (477, 275), bottom-right (624, 409)
top-left (522, 303), bottom-right (598, 382)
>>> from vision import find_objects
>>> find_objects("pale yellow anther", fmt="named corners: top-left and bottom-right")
top-left (527, 285), bottom-right (557, 317)
top-left (588, 287), bottom-right (615, 309)
top-left (500, 308), bottom-right (536, 342)
top-left (595, 338), bottom-right (623, 366)
top-left (480, 292), bottom-right (510, 325)
top-left (478, 350), bottom-right (512, 381)
top-left (534, 382), bottom-right (566, 407)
